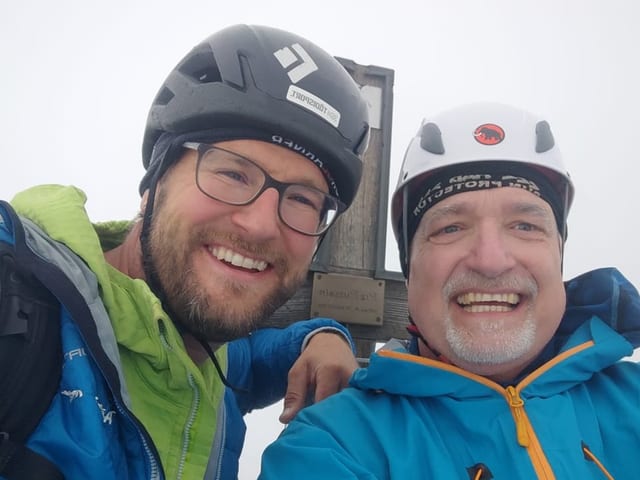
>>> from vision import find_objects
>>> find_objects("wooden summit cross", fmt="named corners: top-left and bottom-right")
top-left (265, 59), bottom-right (408, 361)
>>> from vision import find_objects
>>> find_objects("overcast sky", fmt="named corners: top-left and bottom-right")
top-left (3, 1), bottom-right (639, 478)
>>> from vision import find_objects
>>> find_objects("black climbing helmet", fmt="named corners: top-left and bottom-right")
top-left (140, 24), bottom-right (370, 208)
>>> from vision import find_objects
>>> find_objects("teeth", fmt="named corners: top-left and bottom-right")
top-left (456, 292), bottom-right (520, 307)
top-left (210, 246), bottom-right (268, 272)
top-left (462, 304), bottom-right (513, 313)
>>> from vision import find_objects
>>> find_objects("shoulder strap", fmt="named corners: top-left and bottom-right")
top-left (0, 201), bottom-right (64, 480)
top-left (0, 435), bottom-right (63, 480)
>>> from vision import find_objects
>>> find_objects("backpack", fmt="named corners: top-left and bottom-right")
top-left (0, 202), bottom-right (64, 479)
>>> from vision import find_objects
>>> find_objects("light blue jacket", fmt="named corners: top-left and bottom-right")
top-left (260, 268), bottom-right (640, 479)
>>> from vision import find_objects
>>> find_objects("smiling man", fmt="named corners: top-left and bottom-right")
top-left (2, 24), bottom-right (370, 480)
top-left (259, 102), bottom-right (640, 479)
top-left (407, 185), bottom-right (566, 382)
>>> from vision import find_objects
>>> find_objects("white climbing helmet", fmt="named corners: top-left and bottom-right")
top-left (391, 102), bottom-right (574, 276)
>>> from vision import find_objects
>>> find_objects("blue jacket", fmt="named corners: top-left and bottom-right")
top-left (260, 268), bottom-right (640, 479)
top-left (0, 190), bottom-right (352, 480)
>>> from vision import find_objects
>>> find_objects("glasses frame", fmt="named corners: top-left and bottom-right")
top-left (183, 142), bottom-right (345, 236)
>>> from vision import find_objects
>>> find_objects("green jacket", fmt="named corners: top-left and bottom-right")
top-left (13, 185), bottom-right (226, 479)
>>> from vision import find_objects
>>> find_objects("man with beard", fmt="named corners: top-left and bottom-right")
top-left (1, 25), bottom-right (369, 479)
top-left (259, 102), bottom-right (640, 479)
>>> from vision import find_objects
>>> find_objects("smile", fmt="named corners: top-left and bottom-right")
top-left (456, 292), bottom-right (521, 313)
top-left (209, 246), bottom-right (269, 272)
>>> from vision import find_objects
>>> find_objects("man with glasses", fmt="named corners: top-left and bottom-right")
top-left (1, 24), bottom-right (369, 479)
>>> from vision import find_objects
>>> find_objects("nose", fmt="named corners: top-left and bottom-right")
top-left (464, 221), bottom-right (516, 278)
top-left (230, 187), bottom-right (281, 239)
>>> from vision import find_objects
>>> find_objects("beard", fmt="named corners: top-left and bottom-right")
top-left (441, 271), bottom-right (538, 366)
top-left (142, 192), bottom-right (308, 343)
top-left (443, 310), bottom-right (537, 365)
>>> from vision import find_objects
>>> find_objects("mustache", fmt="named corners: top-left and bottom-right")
top-left (443, 271), bottom-right (538, 299)
top-left (192, 228), bottom-right (288, 270)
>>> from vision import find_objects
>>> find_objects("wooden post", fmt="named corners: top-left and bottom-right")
top-left (264, 60), bottom-right (408, 360)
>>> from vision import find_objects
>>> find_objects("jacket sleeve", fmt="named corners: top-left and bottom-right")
top-left (258, 411), bottom-right (373, 479)
top-left (226, 318), bottom-right (354, 414)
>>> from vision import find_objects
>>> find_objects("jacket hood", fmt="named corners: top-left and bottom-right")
top-left (559, 267), bottom-right (640, 348)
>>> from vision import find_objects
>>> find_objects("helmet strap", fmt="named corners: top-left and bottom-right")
top-left (559, 181), bottom-right (571, 272)
top-left (406, 315), bottom-right (450, 363)
top-left (139, 160), bottom-right (248, 393)
top-left (140, 172), bottom-right (168, 311)
top-left (401, 186), bottom-right (410, 278)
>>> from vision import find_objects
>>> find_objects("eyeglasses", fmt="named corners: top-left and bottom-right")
top-left (183, 142), bottom-right (344, 236)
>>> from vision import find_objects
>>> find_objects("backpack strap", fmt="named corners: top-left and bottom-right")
top-left (0, 202), bottom-right (63, 480)
top-left (0, 434), bottom-right (63, 480)
top-left (0, 201), bottom-right (163, 478)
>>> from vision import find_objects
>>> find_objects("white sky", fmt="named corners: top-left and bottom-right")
top-left (3, 1), bottom-right (639, 478)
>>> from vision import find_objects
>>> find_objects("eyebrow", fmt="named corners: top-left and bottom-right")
top-left (222, 147), bottom-right (328, 192)
top-left (423, 203), bottom-right (465, 223)
top-left (507, 201), bottom-right (554, 219)
top-left (423, 199), bottom-right (554, 224)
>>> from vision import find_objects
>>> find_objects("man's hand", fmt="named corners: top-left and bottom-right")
top-left (279, 332), bottom-right (358, 424)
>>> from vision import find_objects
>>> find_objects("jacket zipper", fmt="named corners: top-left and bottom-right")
top-left (214, 400), bottom-right (226, 480)
top-left (177, 373), bottom-right (200, 480)
top-left (113, 398), bottom-right (162, 479)
top-left (505, 386), bottom-right (529, 447)
top-left (503, 385), bottom-right (555, 479)
top-left (159, 325), bottom-right (201, 480)
top-left (582, 443), bottom-right (615, 479)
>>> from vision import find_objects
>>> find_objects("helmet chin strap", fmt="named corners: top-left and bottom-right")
top-left (139, 163), bottom-right (247, 393)
top-left (401, 186), bottom-right (410, 278)
top-left (559, 182), bottom-right (571, 273)
top-left (140, 175), bottom-right (162, 304)
top-left (405, 316), bottom-right (451, 364)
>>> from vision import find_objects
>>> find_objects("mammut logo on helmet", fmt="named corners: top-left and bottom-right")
top-left (273, 43), bottom-right (318, 83)
top-left (473, 124), bottom-right (505, 146)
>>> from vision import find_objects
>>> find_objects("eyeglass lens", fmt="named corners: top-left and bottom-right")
top-left (195, 147), bottom-right (338, 235)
